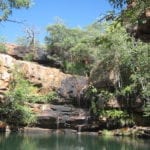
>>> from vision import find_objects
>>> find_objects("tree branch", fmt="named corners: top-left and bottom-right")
top-left (5, 19), bottom-right (25, 24)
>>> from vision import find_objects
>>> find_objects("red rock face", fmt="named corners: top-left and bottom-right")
top-left (0, 53), bottom-right (88, 101)
top-left (4, 43), bottom-right (31, 59)
top-left (0, 54), bottom-right (15, 101)
top-left (90, 61), bottom-right (120, 90)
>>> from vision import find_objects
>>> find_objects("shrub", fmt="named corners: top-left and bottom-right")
top-left (27, 91), bottom-right (58, 103)
top-left (0, 102), bottom-right (36, 126)
top-left (0, 43), bottom-right (7, 53)
top-left (23, 53), bottom-right (34, 61)
top-left (0, 70), bottom-right (57, 125)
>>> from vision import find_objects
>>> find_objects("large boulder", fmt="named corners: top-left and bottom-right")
top-left (4, 43), bottom-right (63, 68)
top-left (5, 43), bottom-right (32, 59)
top-left (90, 61), bottom-right (120, 90)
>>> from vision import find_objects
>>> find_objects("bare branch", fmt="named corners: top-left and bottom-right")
top-left (5, 19), bottom-right (25, 24)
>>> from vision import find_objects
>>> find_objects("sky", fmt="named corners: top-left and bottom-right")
top-left (0, 0), bottom-right (113, 43)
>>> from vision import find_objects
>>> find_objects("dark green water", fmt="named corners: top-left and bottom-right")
top-left (0, 132), bottom-right (150, 150)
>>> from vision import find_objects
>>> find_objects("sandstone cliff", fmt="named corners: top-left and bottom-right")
top-left (0, 53), bottom-right (88, 102)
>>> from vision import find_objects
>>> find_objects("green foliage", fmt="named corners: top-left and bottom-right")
top-left (8, 71), bottom-right (36, 102)
top-left (9, 70), bottom-right (58, 104)
top-left (99, 90), bottom-right (114, 101)
top-left (64, 61), bottom-right (89, 75)
top-left (91, 101), bottom-right (98, 115)
top-left (108, 0), bottom-right (127, 9)
top-left (144, 100), bottom-right (150, 117)
top-left (85, 84), bottom-right (117, 119)
top-left (92, 23), bottom-right (149, 108)
top-left (90, 99), bottom-right (129, 121)
top-left (83, 84), bottom-right (99, 108)
top-left (0, 71), bottom-right (36, 125)
top-left (0, 43), bottom-right (7, 53)
top-left (0, 0), bottom-right (32, 21)
top-left (100, 109), bottom-right (135, 128)
top-left (102, 129), bottom-right (114, 136)
top-left (108, 0), bottom-right (150, 23)
top-left (23, 53), bottom-right (34, 61)
top-left (45, 19), bottom-right (149, 124)
top-left (78, 21), bottom-right (149, 126)
top-left (45, 22), bottom-right (102, 75)
top-left (0, 37), bottom-right (7, 53)
top-left (0, 102), bottom-right (36, 125)
top-left (0, 70), bottom-right (57, 125)
top-left (143, 82), bottom-right (150, 117)
top-left (27, 91), bottom-right (58, 103)
top-left (104, 109), bottom-right (129, 119)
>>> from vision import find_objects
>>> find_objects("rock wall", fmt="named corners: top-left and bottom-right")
top-left (0, 53), bottom-right (88, 102)
top-left (0, 53), bottom-right (102, 131)
top-left (28, 103), bottom-right (99, 131)
top-left (90, 60), bottom-right (120, 90)
top-left (0, 54), bottom-right (15, 101)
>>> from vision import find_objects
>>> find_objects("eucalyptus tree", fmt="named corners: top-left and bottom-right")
top-left (90, 23), bottom-right (150, 117)
top-left (45, 22), bottom-right (102, 75)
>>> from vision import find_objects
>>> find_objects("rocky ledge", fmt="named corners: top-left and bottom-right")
top-left (0, 53), bottom-right (97, 132)
top-left (26, 103), bottom-right (99, 132)
top-left (0, 53), bottom-right (88, 102)
top-left (99, 126), bottom-right (150, 138)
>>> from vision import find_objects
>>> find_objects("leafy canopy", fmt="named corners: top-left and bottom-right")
top-left (45, 22), bottom-right (103, 75)
top-left (108, 0), bottom-right (150, 23)
top-left (0, 0), bottom-right (32, 21)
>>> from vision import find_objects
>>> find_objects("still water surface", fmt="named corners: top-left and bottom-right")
top-left (0, 132), bottom-right (150, 150)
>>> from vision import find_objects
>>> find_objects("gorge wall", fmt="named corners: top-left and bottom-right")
top-left (0, 53), bottom-right (97, 131)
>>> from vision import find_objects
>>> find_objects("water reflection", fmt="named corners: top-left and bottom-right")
top-left (0, 132), bottom-right (150, 150)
